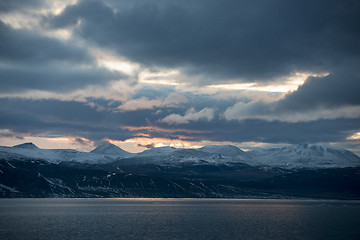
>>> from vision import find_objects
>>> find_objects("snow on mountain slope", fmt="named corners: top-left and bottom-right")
top-left (91, 143), bottom-right (132, 156)
top-left (164, 148), bottom-right (224, 164)
top-left (200, 145), bottom-right (247, 158)
top-left (0, 143), bottom-right (121, 164)
top-left (137, 146), bottom-right (177, 156)
top-left (1, 142), bottom-right (360, 169)
top-left (247, 144), bottom-right (360, 169)
top-left (131, 147), bottom-right (244, 166)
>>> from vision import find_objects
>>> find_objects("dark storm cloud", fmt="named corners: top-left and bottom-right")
top-left (0, 98), bottom-right (139, 141)
top-left (47, 0), bottom-right (360, 83)
top-left (280, 71), bottom-right (360, 110)
top-left (223, 71), bottom-right (360, 122)
top-left (1, 0), bottom-right (359, 151)
top-left (0, 64), bottom-right (123, 93)
top-left (155, 116), bottom-right (360, 145)
top-left (0, 20), bottom-right (126, 92)
top-left (0, 20), bottom-right (91, 64)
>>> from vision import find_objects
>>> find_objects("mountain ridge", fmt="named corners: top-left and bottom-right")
top-left (0, 142), bottom-right (359, 169)
top-left (1, 142), bottom-right (360, 199)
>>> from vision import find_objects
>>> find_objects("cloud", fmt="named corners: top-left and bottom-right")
top-left (0, 98), bottom-right (139, 142)
top-left (223, 101), bottom-right (360, 122)
top-left (0, 0), bottom-right (44, 12)
top-left (115, 97), bottom-right (163, 112)
top-left (223, 71), bottom-right (360, 122)
top-left (1, 98), bottom-right (359, 150)
top-left (0, 64), bottom-right (125, 93)
top-left (0, 128), bottom-right (20, 138)
top-left (163, 93), bottom-right (188, 107)
top-left (0, 0), bottom-right (359, 154)
top-left (46, 0), bottom-right (360, 84)
top-left (115, 93), bottom-right (188, 112)
top-left (0, 20), bottom-right (90, 64)
top-left (0, 20), bottom-right (126, 93)
top-left (280, 71), bottom-right (360, 110)
top-left (161, 107), bottom-right (215, 125)
top-left (136, 143), bottom-right (155, 149)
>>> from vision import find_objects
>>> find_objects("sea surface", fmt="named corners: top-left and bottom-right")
top-left (0, 198), bottom-right (359, 240)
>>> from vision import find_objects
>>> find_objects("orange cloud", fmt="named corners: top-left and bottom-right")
top-left (133, 133), bottom-right (151, 137)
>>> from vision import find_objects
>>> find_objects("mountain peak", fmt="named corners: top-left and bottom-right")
top-left (91, 143), bottom-right (129, 155)
top-left (13, 142), bottom-right (39, 149)
top-left (139, 146), bottom-right (176, 156)
top-left (249, 144), bottom-right (360, 168)
top-left (200, 145), bottom-right (246, 157)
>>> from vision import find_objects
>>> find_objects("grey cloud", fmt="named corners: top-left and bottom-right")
top-left (74, 137), bottom-right (88, 145)
top-left (157, 117), bottom-right (360, 145)
top-left (0, 98), bottom-right (138, 141)
top-left (280, 71), bottom-right (360, 110)
top-left (0, 64), bottom-right (123, 93)
top-left (115, 93), bottom-right (187, 112)
top-left (1, 98), bottom-right (359, 147)
top-left (0, 20), bottom-right (91, 64)
top-left (0, 0), bottom-right (44, 12)
top-left (136, 143), bottom-right (155, 149)
top-left (160, 107), bottom-right (215, 125)
top-left (0, 20), bottom-right (126, 92)
top-left (1, 0), bottom-right (359, 153)
top-left (223, 71), bottom-right (360, 122)
top-left (47, 0), bottom-right (360, 84)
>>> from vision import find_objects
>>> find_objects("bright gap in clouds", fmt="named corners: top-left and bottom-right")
top-left (98, 59), bottom-right (137, 75)
top-left (347, 132), bottom-right (360, 140)
top-left (0, 0), bottom-right (75, 29)
top-left (139, 69), bottom-right (181, 86)
top-left (207, 72), bottom-right (330, 93)
top-left (92, 48), bottom-right (140, 75)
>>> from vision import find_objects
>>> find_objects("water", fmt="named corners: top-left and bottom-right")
top-left (0, 198), bottom-right (359, 240)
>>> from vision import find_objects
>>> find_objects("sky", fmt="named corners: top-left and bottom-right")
top-left (0, 0), bottom-right (360, 154)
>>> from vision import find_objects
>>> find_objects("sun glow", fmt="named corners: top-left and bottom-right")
top-left (92, 48), bottom-right (139, 75)
top-left (98, 60), bottom-right (137, 75)
top-left (139, 69), bottom-right (180, 86)
top-left (207, 72), bottom-right (330, 93)
top-left (347, 132), bottom-right (360, 140)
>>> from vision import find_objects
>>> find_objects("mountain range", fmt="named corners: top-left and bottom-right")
top-left (1, 142), bottom-right (359, 199)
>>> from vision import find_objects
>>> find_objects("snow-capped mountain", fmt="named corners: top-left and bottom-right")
top-left (148, 148), bottom-right (226, 164)
top-left (129, 146), bottom-right (247, 166)
top-left (0, 142), bottom-right (359, 169)
top-left (200, 145), bottom-right (247, 158)
top-left (247, 144), bottom-right (360, 169)
top-left (0, 142), bottom-right (127, 164)
top-left (1, 142), bottom-right (360, 199)
top-left (91, 143), bottom-right (132, 157)
top-left (137, 146), bottom-right (177, 156)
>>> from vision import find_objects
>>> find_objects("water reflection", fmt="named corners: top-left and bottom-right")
top-left (0, 199), bottom-right (359, 240)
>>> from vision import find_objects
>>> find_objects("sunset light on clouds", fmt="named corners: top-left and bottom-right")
top-left (0, 0), bottom-right (359, 154)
